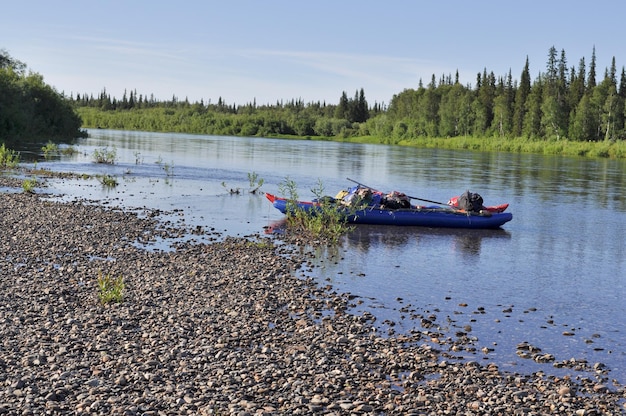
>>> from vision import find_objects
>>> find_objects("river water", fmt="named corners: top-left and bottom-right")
top-left (17, 129), bottom-right (626, 385)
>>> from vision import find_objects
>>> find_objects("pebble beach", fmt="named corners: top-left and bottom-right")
top-left (1, 175), bottom-right (625, 415)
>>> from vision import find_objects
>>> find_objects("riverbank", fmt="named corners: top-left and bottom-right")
top-left (74, 122), bottom-right (626, 161)
top-left (1, 177), bottom-right (625, 414)
top-left (263, 134), bottom-right (626, 160)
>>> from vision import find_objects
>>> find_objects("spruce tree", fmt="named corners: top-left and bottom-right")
top-left (523, 77), bottom-right (543, 138)
top-left (334, 91), bottom-right (349, 120)
top-left (357, 88), bottom-right (369, 122)
top-left (587, 46), bottom-right (597, 91)
top-left (512, 57), bottom-right (531, 137)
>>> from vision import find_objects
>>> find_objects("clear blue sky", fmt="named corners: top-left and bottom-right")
top-left (2, 1), bottom-right (625, 106)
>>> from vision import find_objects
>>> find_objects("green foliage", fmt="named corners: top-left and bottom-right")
top-left (97, 271), bottom-right (125, 304)
top-left (247, 171), bottom-right (264, 194)
top-left (61, 146), bottom-right (78, 156)
top-left (245, 239), bottom-right (274, 249)
top-left (92, 146), bottom-right (117, 164)
top-left (22, 177), bottom-right (37, 193)
top-left (41, 142), bottom-right (76, 159)
top-left (278, 177), bottom-right (353, 244)
top-left (278, 176), bottom-right (299, 201)
top-left (366, 135), bottom-right (626, 159)
top-left (0, 143), bottom-right (20, 168)
top-left (0, 50), bottom-right (86, 143)
top-left (221, 181), bottom-right (240, 194)
top-left (73, 89), bottom-right (375, 140)
top-left (98, 174), bottom-right (118, 187)
top-left (221, 172), bottom-right (265, 194)
top-left (41, 141), bottom-right (59, 159)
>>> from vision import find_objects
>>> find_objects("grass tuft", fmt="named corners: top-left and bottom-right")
top-left (98, 174), bottom-right (118, 187)
top-left (22, 177), bottom-right (37, 193)
top-left (97, 271), bottom-right (125, 304)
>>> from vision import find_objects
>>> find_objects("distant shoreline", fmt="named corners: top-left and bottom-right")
top-left (257, 133), bottom-right (626, 160)
top-left (78, 126), bottom-right (626, 160)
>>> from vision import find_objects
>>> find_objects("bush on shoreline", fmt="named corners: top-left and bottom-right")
top-left (347, 134), bottom-right (626, 159)
top-left (278, 177), bottom-right (353, 244)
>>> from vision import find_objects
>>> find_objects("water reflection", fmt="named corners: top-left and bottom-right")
top-left (343, 224), bottom-right (511, 257)
top-left (265, 219), bottom-right (511, 258)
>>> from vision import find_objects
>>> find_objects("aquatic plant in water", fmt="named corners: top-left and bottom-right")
top-left (92, 146), bottom-right (117, 164)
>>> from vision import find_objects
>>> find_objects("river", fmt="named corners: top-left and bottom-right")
top-left (16, 129), bottom-right (626, 385)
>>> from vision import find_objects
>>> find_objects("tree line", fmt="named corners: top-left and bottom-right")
top-left (0, 49), bottom-right (85, 145)
top-left (72, 46), bottom-right (626, 144)
top-left (2, 46), bottom-right (626, 146)
top-left (386, 46), bottom-right (626, 142)
top-left (74, 87), bottom-right (380, 138)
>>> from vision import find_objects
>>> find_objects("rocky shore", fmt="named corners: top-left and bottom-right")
top-left (1, 176), bottom-right (625, 415)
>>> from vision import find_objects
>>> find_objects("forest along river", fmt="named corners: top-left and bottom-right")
top-left (16, 129), bottom-right (626, 386)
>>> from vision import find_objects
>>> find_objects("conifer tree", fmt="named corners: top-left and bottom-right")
top-left (335, 91), bottom-right (349, 120)
top-left (523, 77), bottom-right (543, 138)
top-left (587, 46), bottom-right (597, 91)
top-left (422, 75), bottom-right (440, 136)
top-left (616, 67), bottom-right (626, 136)
top-left (570, 58), bottom-right (586, 109)
top-left (356, 88), bottom-right (369, 122)
top-left (512, 57), bottom-right (531, 137)
top-left (474, 69), bottom-right (495, 134)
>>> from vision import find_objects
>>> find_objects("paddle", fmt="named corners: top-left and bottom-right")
top-left (346, 177), bottom-right (460, 209)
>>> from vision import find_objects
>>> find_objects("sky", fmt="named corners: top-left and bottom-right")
top-left (2, 1), bottom-right (625, 107)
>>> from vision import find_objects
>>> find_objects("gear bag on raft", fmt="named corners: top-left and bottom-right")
top-left (457, 190), bottom-right (484, 212)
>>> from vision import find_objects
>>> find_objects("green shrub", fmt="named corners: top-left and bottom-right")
top-left (0, 144), bottom-right (20, 168)
top-left (41, 141), bottom-right (59, 159)
top-left (22, 177), bottom-right (37, 193)
top-left (279, 177), bottom-right (353, 244)
top-left (61, 146), bottom-right (78, 156)
top-left (97, 271), bottom-right (125, 304)
top-left (221, 172), bottom-right (265, 194)
top-left (247, 171), bottom-right (264, 194)
top-left (98, 174), bottom-right (118, 187)
top-left (93, 146), bottom-right (117, 164)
